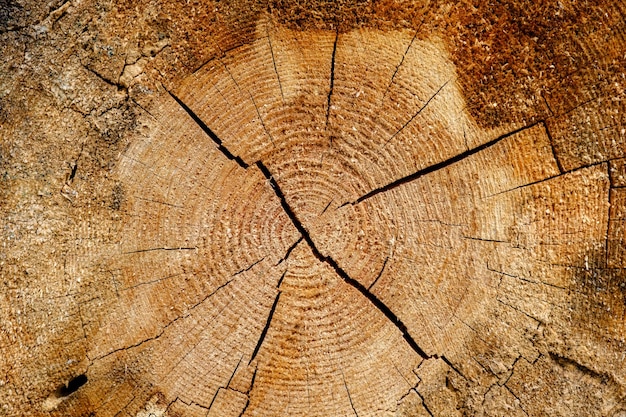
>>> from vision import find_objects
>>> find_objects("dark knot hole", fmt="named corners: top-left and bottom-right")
top-left (55, 374), bottom-right (88, 398)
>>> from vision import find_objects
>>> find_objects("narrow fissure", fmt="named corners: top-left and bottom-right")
top-left (383, 80), bottom-right (449, 147)
top-left (541, 120), bottom-right (564, 173)
top-left (233, 257), bottom-right (265, 276)
top-left (167, 90), bottom-right (250, 169)
top-left (606, 169), bottom-right (613, 268)
top-left (486, 158), bottom-right (609, 199)
top-left (368, 257), bottom-right (388, 290)
top-left (382, 27), bottom-right (419, 103)
top-left (267, 29), bottom-right (285, 103)
top-left (440, 355), bottom-right (465, 379)
top-left (353, 121), bottom-right (542, 204)
top-left (276, 237), bottom-right (303, 266)
top-left (325, 29), bottom-right (339, 137)
top-left (123, 246), bottom-right (197, 254)
top-left (342, 371), bottom-right (359, 417)
top-left (91, 276), bottom-right (234, 362)
top-left (249, 289), bottom-right (283, 364)
top-left (414, 389), bottom-right (435, 417)
top-left (249, 92), bottom-right (276, 146)
top-left (256, 161), bottom-right (430, 360)
top-left (236, 368), bottom-right (258, 417)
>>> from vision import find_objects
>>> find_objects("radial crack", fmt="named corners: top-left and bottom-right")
top-left (167, 90), bottom-right (249, 169)
top-left (485, 159), bottom-right (608, 199)
top-left (267, 28), bottom-right (285, 104)
top-left (342, 371), bottom-right (359, 417)
top-left (351, 121), bottom-right (542, 205)
top-left (368, 256), bottom-right (388, 290)
top-left (276, 237), bottom-right (304, 266)
top-left (249, 92), bottom-right (276, 146)
top-left (123, 246), bottom-right (197, 254)
top-left (383, 80), bottom-right (449, 147)
top-left (541, 120), bottom-right (564, 172)
top-left (90, 277), bottom-right (234, 362)
top-left (382, 26), bottom-right (420, 103)
top-left (256, 161), bottom-right (430, 360)
top-left (325, 29), bottom-right (339, 137)
top-left (233, 257), bottom-right (266, 276)
top-left (249, 291), bottom-right (282, 364)
top-left (440, 355), bottom-right (465, 379)
top-left (415, 389), bottom-right (435, 417)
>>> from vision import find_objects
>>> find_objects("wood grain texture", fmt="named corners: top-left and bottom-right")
top-left (1, 1), bottom-right (625, 416)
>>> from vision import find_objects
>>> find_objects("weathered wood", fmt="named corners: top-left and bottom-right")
top-left (1, 1), bottom-right (625, 416)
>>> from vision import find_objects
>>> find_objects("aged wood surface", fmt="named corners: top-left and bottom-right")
top-left (1, 1), bottom-right (626, 416)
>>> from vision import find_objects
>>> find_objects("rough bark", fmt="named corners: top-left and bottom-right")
top-left (1, 1), bottom-right (625, 416)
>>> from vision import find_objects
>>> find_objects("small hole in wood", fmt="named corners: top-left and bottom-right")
top-left (55, 374), bottom-right (88, 398)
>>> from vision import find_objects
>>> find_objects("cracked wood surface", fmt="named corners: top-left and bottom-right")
top-left (2, 1), bottom-right (626, 417)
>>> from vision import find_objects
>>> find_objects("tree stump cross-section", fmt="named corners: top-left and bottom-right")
top-left (6, 9), bottom-right (626, 417)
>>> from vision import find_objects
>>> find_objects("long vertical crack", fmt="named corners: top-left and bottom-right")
top-left (325, 29), bottom-right (339, 138)
top-left (541, 120), bottom-right (564, 172)
top-left (249, 291), bottom-right (282, 364)
top-left (236, 367), bottom-right (258, 417)
top-left (256, 161), bottom-right (430, 360)
top-left (266, 28), bottom-right (285, 104)
top-left (249, 92), bottom-right (276, 146)
top-left (342, 371), bottom-right (359, 417)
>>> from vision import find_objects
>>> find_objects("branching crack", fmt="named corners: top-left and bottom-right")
top-left (207, 357), bottom-right (243, 411)
top-left (256, 161), bottom-right (430, 360)
top-left (485, 159), bottom-right (611, 199)
top-left (167, 90), bottom-right (249, 169)
top-left (351, 121), bottom-right (542, 205)
top-left (236, 367), bottom-right (258, 417)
